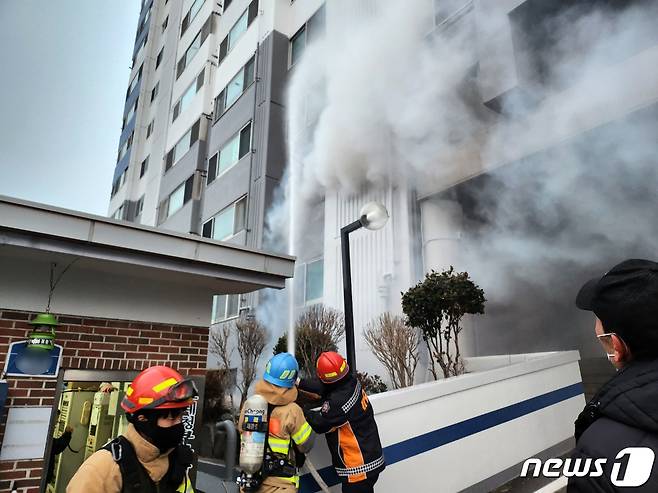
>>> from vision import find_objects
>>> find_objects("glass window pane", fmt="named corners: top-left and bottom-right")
top-left (179, 82), bottom-right (196, 114)
top-left (186, 32), bottom-right (202, 66)
top-left (291, 26), bottom-right (306, 65)
top-left (234, 198), bottom-right (246, 233)
top-left (218, 133), bottom-right (240, 174)
top-left (202, 219), bottom-right (213, 238)
top-left (239, 123), bottom-right (251, 159)
top-left (207, 154), bottom-right (218, 183)
top-left (228, 12), bottom-right (248, 50)
top-left (244, 57), bottom-right (255, 86)
top-left (212, 206), bottom-right (234, 240)
top-left (212, 294), bottom-right (227, 323)
top-left (227, 294), bottom-right (239, 318)
top-left (225, 68), bottom-right (244, 108)
top-left (173, 130), bottom-right (192, 163)
top-left (305, 259), bottom-right (323, 302)
top-left (190, 0), bottom-right (204, 22)
top-left (168, 183), bottom-right (185, 217)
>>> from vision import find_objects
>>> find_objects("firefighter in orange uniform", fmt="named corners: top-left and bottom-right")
top-left (298, 352), bottom-right (385, 492)
top-left (67, 366), bottom-right (197, 493)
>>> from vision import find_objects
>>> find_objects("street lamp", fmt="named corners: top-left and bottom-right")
top-left (341, 201), bottom-right (389, 374)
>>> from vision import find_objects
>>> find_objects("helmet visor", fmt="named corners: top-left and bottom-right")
top-left (166, 379), bottom-right (198, 402)
top-left (143, 379), bottom-right (198, 410)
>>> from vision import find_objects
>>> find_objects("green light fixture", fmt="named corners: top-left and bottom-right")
top-left (27, 313), bottom-right (58, 351)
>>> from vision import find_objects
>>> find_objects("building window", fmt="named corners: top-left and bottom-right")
top-left (181, 0), bottom-right (205, 36)
top-left (289, 5), bottom-right (325, 67)
top-left (214, 56), bottom-right (255, 118)
top-left (158, 175), bottom-right (194, 223)
top-left (290, 26), bottom-right (306, 66)
top-left (123, 97), bottom-right (139, 128)
top-left (146, 119), bottom-right (154, 138)
top-left (218, 1), bottom-right (258, 64)
top-left (172, 68), bottom-right (205, 122)
top-left (223, 0), bottom-right (233, 12)
top-left (207, 122), bottom-right (251, 184)
top-left (151, 82), bottom-right (159, 102)
top-left (136, 32), bottom-right (149, 60)
top-left (117, 132), bottom-right (133, 162)
top-left (126, 65), bottom-right (143, 99)
top-left (140, 157), bottom-right (149, 178)
top-left (304, 259), bottom-right (323, 303)
top-left (211, 294), bottom-right (240, 323)
top-left (156, 47), bottom-right (164, 68)
top-left (135, 195), bottom-right (145, 217)
top-left (162, 15), bottom-right (168, 33)
top-left (202, 197), bottom-right (247, 241)
top-left (111, 168), bottom-right (128, 197)
top-left (176, 17), bottom-right (212, 79)
top-left (112, 204), bottom-right (126, 220)
top-left (165, 120), bottom-right (200, 171)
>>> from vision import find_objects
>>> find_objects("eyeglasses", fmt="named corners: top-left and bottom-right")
top-left (596, 332), bottom-right (616, 340)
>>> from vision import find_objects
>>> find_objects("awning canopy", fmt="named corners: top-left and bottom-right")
top-left (0, 196), bottom-right (294, 326)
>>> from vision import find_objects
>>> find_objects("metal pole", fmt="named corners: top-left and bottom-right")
top-left (341, 219), bottom-right (363, 375)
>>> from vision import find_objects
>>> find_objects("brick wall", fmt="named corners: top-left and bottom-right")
top-left (0, 309), bottom-right (209, 493)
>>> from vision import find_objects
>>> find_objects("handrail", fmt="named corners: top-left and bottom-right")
top-left (215, 419), bottom-right (237, 481)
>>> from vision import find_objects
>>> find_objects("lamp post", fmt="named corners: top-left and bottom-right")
top-left (341, 201), bottom-right (389, 374)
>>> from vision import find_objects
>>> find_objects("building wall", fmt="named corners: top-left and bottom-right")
top-left (0, 309), bottom-right (208, 493)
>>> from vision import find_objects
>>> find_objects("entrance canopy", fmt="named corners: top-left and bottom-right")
top-left (0, 196), bottom-right (294, 326)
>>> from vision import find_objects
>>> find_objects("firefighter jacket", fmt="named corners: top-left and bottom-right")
top-left (300, 374), bottom-right (385, 484)
top-left (66, 424), bottom-right (194, 493)
top-left (239, 379), bottom-right (315, 489)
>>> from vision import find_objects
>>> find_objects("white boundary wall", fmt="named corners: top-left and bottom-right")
top-left (300, 351), bottom-right (584, 493)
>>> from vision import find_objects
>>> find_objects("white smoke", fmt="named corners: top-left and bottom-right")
top-left (261, 0), bottom-right (658, 357)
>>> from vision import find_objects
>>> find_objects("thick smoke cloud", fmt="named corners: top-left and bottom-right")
top-left (262, 0), bottom-right (658, 358)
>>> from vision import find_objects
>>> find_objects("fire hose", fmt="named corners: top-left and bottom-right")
top-left (303, 458), bottom-right (331, 493)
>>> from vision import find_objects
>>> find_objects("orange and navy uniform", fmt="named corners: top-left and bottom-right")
top-left (300, 375), bottom-right (385, 484)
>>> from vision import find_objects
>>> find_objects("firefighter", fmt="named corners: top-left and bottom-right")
top-left (238, 352), bottom-right (315, 492)
top-left (298, 352), bottom-right (385, 493)
top-left (67, 365), bottom-right (197, 493)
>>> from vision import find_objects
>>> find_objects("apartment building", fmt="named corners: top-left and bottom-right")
top-left (109, 0), bottom-right (326, 328)
top-left (110, 0), bottom-right (658, 383)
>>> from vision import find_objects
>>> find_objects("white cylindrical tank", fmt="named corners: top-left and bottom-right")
top-left (239, 394), bottom-right (269, 474)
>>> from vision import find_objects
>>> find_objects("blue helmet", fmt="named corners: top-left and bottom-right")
top-left (264, 353), bottom-right (299, 388)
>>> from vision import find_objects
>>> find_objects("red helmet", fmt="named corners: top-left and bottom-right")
top-left (121, 366), bottom-right (197, 414)
top-left (317, 351), bottom-right (349, 383)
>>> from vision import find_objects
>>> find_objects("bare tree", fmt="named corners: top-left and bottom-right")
top-left (364, 313), bottom-right (420, 389)
top-left (295, 304), bottom-right (344, 378)
top-left (235, 318), bottom-right (268, 408)
top-left (208, 323), bottom-right (234, 409)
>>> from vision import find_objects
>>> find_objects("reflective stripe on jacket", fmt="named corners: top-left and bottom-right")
top-left (301, 375), bottom-right (385, 484)
top-left (239, 379), bottom-right (316, 490)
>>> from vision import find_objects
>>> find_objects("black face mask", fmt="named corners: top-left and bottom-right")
top-left (132, 414), bottom-right (185, 453)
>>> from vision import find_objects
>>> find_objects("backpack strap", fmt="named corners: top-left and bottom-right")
top-left (103, 436), bottom-right (148, 493)
top-left (163, 444), bottom-right (194, 490)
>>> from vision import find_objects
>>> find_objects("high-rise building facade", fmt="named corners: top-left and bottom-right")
top-left (111, 0), bottom-right (658, 385)
top-left (109, 0), bottom-right (326, 326)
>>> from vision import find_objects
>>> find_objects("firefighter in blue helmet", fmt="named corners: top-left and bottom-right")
top-left (238, 353), bottom-right (315, 492)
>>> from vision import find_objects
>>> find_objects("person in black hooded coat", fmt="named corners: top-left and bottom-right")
top-left (570, 259), bottom-right (658, 492)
